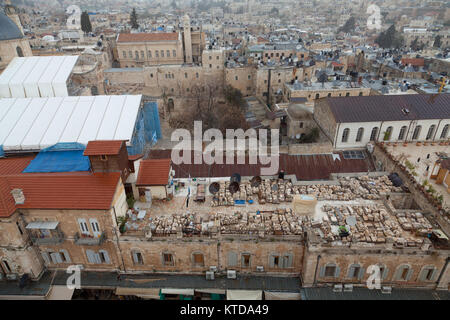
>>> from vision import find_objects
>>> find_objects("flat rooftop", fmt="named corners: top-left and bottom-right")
top-left (122, 175), bottom-right (437, 248)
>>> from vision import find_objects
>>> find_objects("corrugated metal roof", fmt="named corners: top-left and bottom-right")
top-left (149, 150), bottom-right (372, 180)
top-left (327, 94), bottom-right (450, 123)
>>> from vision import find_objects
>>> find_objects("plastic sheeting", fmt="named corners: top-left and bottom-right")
top-left (0, 95), bottom-right (142, 151)
top-left (0, 56), bottom-right (78, 98)
top-left (226, 290), bottom-right (263, 300)
top-left (23, 142), bottom-right (90, 173)
top-left (127, 101), bottom-right (161, 155)
top-left (0, 145), bottom-right (4, 158)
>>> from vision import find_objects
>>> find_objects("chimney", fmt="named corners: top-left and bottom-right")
top-left (11, 189), bottom-right (25, 205)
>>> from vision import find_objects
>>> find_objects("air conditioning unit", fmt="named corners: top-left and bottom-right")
top-left (381, 286), bottom-right (392, 294)
top-left (209, 266), bottom-right (217, 272)
top-left (256, 266), bottom-right (264, 272)
top-left (6, 274), bottom-right (18, 281)
top-left (206, 271), bottom-right (215, 280)
top-left (344, 284), bottom-right (353, 292)
top-left (333, 284), bottom-right (343, 292)
top-left (227, 270), bottom-right (236, 279)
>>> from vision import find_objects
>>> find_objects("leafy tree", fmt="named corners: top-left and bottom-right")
top-left (270, 7), bottom-right (279, 17)
top-left (338, 16), bottom-right (356, 34)
top-left (130, 8), bottom-right (139, 30)
top-left (433, 35), bottom-right (442, 48)
top-left (375, 24), bottom-right (404, 49)
top-left (80, 11), bottom-right (92, 34)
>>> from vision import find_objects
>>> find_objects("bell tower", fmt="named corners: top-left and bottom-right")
top-left (183, 14), bottom-right (193, 64)
top-left (4, 0), bottom-right (23, 35)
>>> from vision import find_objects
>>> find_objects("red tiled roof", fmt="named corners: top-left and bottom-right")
top-left (117, 32), bottom-right (178, 42)
top-left (84, 140), bottom-right (125, 156)
top-left (401, 58), bottom-right (424, 67)
top-left (136, 159), bottom-right (171, 186)
top-left (331, 61), bottom-right (344, 67)
top-left (0, 156), bottom-right (35, 175)
top-left (0, 173), bottom-right (121, 217)
top-left (0, 178), bottom-right (16, 218)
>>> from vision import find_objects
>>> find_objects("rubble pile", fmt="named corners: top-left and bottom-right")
top-left (293, 176), bottom-right (403, 200)
top-left (211, 179), bottom-right (294, 207)
top-left (219, 208), bottom-right (304, 235)
top-left (310, 204), bottom-right (428, 247)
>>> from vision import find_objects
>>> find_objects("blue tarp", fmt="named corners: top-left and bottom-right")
top-left (127, 101), bottom-right (162, 156)
top-left (0, 145), bottom-right (4, 158)
top-left (23, 143), bottom-right (90, 173)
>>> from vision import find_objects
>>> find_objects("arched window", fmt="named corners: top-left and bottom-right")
top-left (346, 92), bottom-right (350, 96)
top-left (394, 264), bottom-right (413, 281)
top-left (359, 92), bottom-right (363, 96)
top-left (168, 98), bottom-right (174, 112)
top-left (148, 50), bottom-right (152, 58)
top-left (426, 125), bottom-right (436, 140)
top-left (16, 46), bottom-right (24, 57)
top-left (370, 127), bottom-right (378, 141)
top-left (91, 86), bottom-right (98, 96)
top-left (356, 127), bottom-right (364, 142)
top-left (384, 126), bottom-right (393, 141)
top-left (192, 252), bottom-right (205, 267)
top-left (347, 263), bottom-right (364, 280)
top-left (162, 252), bottom-right (174, 266)
top-left (412, 125), bottom-right (422, 140)
top-left (440, 124), bottom-right (449, 139)
top-left (315, 93), bottom-right (320, 99)
top-left (418, 266), bottom-right (437, 282)
top-left (320, 263), bottom-right (340, 278)
top-left (328, 93), bottom-right (332, 97)
top-left (341, 128), bottom-right (350, 143)
top-left (398, 126), bottom-right (407, 140)
top-left (132, 250), bottom-right (144, 265)
top-left (135, 51), bottom-right (139, 59)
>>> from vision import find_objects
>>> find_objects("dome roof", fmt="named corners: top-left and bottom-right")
top-left (0, 12), bottom-right (23, 41)
top-left (287, 103), bottom-right (312, 120)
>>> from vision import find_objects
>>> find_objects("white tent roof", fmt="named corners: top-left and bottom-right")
top-left (0, 56), bottom-right (79, 98)
top-left (0, 95), bottom-right (142, 151)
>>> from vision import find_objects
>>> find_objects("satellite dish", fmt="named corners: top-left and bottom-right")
top-left (250, 176), bottom-right (262, 187)
top-left (346, 216), bottom-right (357, 227)
top-left (229, 181), bottom-right (240, 194)
top-left (209, 182), bottom-right (220, 194)
top-left (295, 134), bottom-right (301, 139)
top-left (230, 173), bottom-right (241, 184)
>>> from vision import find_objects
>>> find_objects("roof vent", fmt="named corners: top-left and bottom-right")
top-left (11, 189), bottom-right (25, 205)
top-left (401, 108), bottom-right (410, 115)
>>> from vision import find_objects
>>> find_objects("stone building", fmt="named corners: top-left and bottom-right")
top-left (314, 94), bottom-right (450, 149)
top-left (115, 15), bottom-right (205, 68)
top-left (0, 11), bottom-right (32, 72)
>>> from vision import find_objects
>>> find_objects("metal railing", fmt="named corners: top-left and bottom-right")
top-left (74, 232), bottom-right (106, 245)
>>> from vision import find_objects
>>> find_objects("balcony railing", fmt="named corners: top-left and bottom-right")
top-left (30, 232), bottom-right (65, 245)
top-left (74, 232), bottom-right (106, 246)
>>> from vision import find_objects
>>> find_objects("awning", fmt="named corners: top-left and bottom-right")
top-left (115, 287), bottom-right (160, 299)
top-left (46, 285), bottom-right (74, 300)
top-left (264, 291), bottom-right (301, 300)
top-left (195, 288), bottom-right (226, 295)
top-left (26, 221), bottom-right (59, 230)
top-left (226, 290), bottom-right (262, 300)
top-left (161, 288), bottom-right (194, 296)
